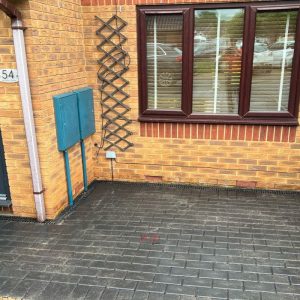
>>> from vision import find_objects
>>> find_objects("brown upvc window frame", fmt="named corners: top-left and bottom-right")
top-left (137, 7), bottom-right (192, 119)
top-left (243, 4), bottom-right (300, 122)
top-left (137, 1), bottom-right (300, 126)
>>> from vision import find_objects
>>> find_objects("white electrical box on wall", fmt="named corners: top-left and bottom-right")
top-left (106, 151), bottom-right (116, 159)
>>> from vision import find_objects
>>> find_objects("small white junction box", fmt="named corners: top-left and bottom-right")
top-left (106, 151), bottom-right (116, 159)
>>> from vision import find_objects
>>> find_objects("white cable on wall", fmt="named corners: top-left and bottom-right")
top-left (278, 13), bottom-right (290, 112)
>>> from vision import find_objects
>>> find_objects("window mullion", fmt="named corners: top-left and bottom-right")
top-left (138, 10), bottom-right (148, 116)
top-left (181, 8), bottom-right (193, 116)
top-left (239, 6), bottom-right (256, 117)
top-left (288, 8), bottom-right (300, 116)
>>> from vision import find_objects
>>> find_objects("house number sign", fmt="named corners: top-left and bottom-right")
top-left (0, 69), bottom-right (18, 83)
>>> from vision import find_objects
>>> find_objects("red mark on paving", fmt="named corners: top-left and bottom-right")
top-left (140, 233), bottom-right (148, 242)
top-left (151, 233), bottom-right (160, 243)
top-left (140, 233), bottom-right (160, 244)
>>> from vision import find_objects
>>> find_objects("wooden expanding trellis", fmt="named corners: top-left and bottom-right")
top-left (96, 15), bottom-right (133, 151)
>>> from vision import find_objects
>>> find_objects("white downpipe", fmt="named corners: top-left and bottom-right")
top-left (278, 14), bottom-right (290, 112)
top-left (154, 16), bottom-right (158, 109)
top-left (12, 19), bottom-right (46, 222)
top-left (213, 11), bottom-right (221, 114)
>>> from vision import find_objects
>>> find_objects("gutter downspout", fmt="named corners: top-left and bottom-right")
top-left (11, 19), bottom-right (46, 222)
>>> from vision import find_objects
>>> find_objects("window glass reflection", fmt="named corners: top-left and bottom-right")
top-left (146, 15), bottom-right (183, 110)
top-left (250, 11), bottom-right (297, 112)
top-left (193, 9), bottom-right (244, 114)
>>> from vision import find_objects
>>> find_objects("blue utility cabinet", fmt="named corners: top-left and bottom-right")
top-left (53, 92), bottom-right (81, 151)
top-left (53, 87), bottom-right (96, 205)
top-left (74, 87), bottom-right (96, 139)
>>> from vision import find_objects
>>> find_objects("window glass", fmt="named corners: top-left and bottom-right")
top-left (250, 11), bottom-right (298, 112)
top-left (146, 15), bottom-right (183, 110)
top-left (193, 9), bottom-right (244, 114)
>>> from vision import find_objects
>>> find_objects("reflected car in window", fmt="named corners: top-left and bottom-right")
top-left (253, 41), bottom-right (294, 69)
top-left (194, 39), bottom-right (227, 58)
top-left (269, 41), bottom-right (294, 67)
top-left (147, 43), bottom-right (182, 88)
top-left (146, 42), bottom-right (183, 108)
top-left (147, 43), bottom-right (182, 59)
top-left (253, 43), bottom-right (273, 69)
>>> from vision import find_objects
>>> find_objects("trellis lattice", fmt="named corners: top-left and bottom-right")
top-left (96, 15), bottom-right (133, 152)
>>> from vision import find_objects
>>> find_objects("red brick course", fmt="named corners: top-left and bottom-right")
top-left (140, 123), bottom-right (296, 142)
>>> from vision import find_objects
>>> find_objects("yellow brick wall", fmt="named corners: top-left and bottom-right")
top-left (82, 2), bottom-right (300, 191)
top-left (0, 0), bottom-right (96, 219)
top-left (2, 0), bottom-right (299, 220)
top-left (19, 0), bottom-right (95, 219)
top-left (0, 10), bottom-right (35, 217)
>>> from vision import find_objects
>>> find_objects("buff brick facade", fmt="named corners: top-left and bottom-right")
top-left (0, 0), bottom-right (95, 219)
top-left (0, 0), bottom-right (299, 219)
top-left (82, 1), bottom-right (300, 191)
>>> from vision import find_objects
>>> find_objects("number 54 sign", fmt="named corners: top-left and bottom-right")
top-left (0, 69), bottom-right (18, 83)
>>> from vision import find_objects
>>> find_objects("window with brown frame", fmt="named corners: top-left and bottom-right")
top-left (137, 1), bottom-right (300, 125)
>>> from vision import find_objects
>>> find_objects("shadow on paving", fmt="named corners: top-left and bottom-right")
top-left (0, 181), bottom-right (300, 300)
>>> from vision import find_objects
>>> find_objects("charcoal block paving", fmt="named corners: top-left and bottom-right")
top-left (0, 181), bottom-right (300, 299)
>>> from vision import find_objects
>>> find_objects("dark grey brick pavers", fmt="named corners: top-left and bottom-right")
top-left (0, 182), bottom-right (300, 299)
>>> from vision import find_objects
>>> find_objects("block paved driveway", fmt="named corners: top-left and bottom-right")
top-left (1, 182), bottom-right (300, 300)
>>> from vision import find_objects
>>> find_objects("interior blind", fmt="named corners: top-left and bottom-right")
top-left (146, 15), bottom-right (183, 110)
top-left (192, 9), bottom-right (244, 114)
top-left (250, 11), bottom-right (298, 112)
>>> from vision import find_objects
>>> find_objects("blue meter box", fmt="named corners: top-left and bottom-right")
top-left (53, 92), bottom-right (81, 151)
top-left (74, 87), bottom-right (96, 139)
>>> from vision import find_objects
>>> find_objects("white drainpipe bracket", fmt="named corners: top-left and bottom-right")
top-left (11, 18), bottom-right (46, 222)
